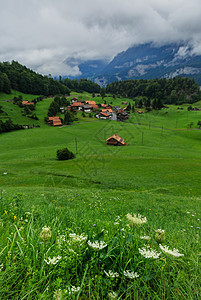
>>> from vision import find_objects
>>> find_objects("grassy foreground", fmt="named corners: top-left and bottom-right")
top-left (0, 92), bottom-right (201, 299)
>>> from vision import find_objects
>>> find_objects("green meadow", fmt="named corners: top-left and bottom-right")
top-left (0, 91), bottom-right (201, 299)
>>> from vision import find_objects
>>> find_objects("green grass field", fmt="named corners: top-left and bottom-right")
top-left (0, 91), bottom-right (201, 299)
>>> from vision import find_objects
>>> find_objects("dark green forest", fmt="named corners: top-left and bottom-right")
top-left (0, 61), bottom-right (69, 95)
top-left (0, 61), bottom-right (100, 96)
top-left (106, 77), bottom-right (201, 105)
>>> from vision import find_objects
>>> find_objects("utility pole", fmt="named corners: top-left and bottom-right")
top-left (75, 137), bottom-right (78, 154)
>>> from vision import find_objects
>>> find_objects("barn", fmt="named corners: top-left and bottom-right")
top-left (106, 134), bottom-right (128, 146)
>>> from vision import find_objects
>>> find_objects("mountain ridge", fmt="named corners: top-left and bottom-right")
top-left (66, 42), bottom-right (201, 86)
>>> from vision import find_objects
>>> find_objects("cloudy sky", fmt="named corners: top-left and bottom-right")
top-left (0, 0), bottom-right (201, 76)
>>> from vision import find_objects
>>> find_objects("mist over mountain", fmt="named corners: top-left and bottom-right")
top-left (67, 42), bottom-right (201, 86)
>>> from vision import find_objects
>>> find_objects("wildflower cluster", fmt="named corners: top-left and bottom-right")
top-left (139, 246), bottom-right (161, 259)
top-left (123, 270), bottom-right (139, 279)
top-left (66, 285), bottom-right (80, 294)
top-left (69, 233), bottom-right (87, 242)
top-left (44, 256), bottom-right (62, 265)
top-left (87, 240), bottom-right (107, 250)
top-left (126, 213), bottom-right (147, 226)
top-left (104, 270), bottom-right (119, 278)
top-left (159, 245), bottom-right (184, 257)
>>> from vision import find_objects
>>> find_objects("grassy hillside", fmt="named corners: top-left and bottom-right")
top-left (0, 91), bottom-right (201, 299)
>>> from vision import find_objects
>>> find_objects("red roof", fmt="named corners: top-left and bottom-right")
top-left (100, 112), bottom-right (110, 117)
top-left (90, 104), bottom-right (99, 109)
top-left (53, 120), bottom-right (62, 126)
top-left (71, 102), bottom-right (83, 107)
top-left (48, 116), bottom-right (60, 120)
top-left (22, 101), bottom-right (34, 105)
top-left (86, 100), bottom-right (96, 105)
top-left (106, 134), bottom-right (126, 144)
top-left (102, 108), bottom-right (113, 113)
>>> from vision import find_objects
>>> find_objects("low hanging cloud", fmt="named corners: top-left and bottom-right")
top-left (0, 0), bottom-right (201, 76)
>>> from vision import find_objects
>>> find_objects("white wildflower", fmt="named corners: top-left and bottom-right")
top-left (108, 291), bottom-right (118, 299)
top-left (53, 289), bottom-right (62, 300)
top-left (44, 255), bottom-right (62, 265)
top-left (126, 213), bottom-right (147, 226)
top-left (159, 244), bottom-right (184, 257)
top-left (0, 264), bottom-right (3, 271)
top-left (140, 235), bottom-right (150, 240)
top-left (139, 246), bottom-right (160, 259)
top-left (87, 240), bottom-right (107, 250)
top-left (66, 286), bottom-right (80, 294)
top-left (124, 270), bottom-right (139, 279)
top-left (104, 270), bottom-right (119, 278)
top-left (57, 234), bottom-right (66, 243)
top-left (69, 233), bottom-right (87, 242)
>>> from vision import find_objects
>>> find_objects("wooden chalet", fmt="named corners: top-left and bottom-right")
top-left (106, 134), bottom-right (128, 146)
top-left (83, 104), bottom-right (92, 113)
top-left (117, 109), bottom-right (129, 121)
top-left (70, 102), bottom-right (83, 110)
top-left (102, 108), bottom-right (113, 114)
top-left (48, 116), bottom-right (62, 126)
top-left (89, 104), bottom-right (99, 110)
top-left (22, 100), bottom-right (34, 106)
top-left (86, 100), bottom-right (96, 105)
top-left (96, 112), bottom-right (110, 119)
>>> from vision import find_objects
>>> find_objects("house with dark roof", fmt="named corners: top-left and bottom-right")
top-left (96, 112), bottom-right (110, 119)
top-left (117, 110), bottom-right (129, 121)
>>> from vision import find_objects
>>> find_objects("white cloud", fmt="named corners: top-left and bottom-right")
top-left (0, 0), bottom-right (201, 75)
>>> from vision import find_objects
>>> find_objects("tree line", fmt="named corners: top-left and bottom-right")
top-left (62, 78), bottom-right (101, 94)
top-left (106, 77), bottom-right (201, 105)
top-left (0, 119), bottom-right (24, 134)
top-left (0, 61), bottom-right (70, 95)
top-left (0, 61), bottom-right (101, 96)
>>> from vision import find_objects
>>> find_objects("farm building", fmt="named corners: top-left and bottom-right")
top-left (106, 134), bottom-right (128, 146)
top-left (117, 110), bottom-right (129, 121)
top-left (22, 101), bottom-right (34, 106)
top-left (96, 112), bottom-right (111, 119)
top-left (48, 116), bottom-right (62, 126)
top-left (70, 102), bottom-right (83, 110)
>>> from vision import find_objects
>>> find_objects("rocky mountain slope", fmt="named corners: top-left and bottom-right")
top-left (67, 43), bottom-right (201, 86)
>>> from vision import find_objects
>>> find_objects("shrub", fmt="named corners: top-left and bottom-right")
top-left (57, 147), bottom-right (75, 161)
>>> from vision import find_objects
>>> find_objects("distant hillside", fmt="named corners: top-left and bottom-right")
top-left (66, 43), bottom-right (201, 86)
top-left (94, 43), bottom-right (201, 86)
